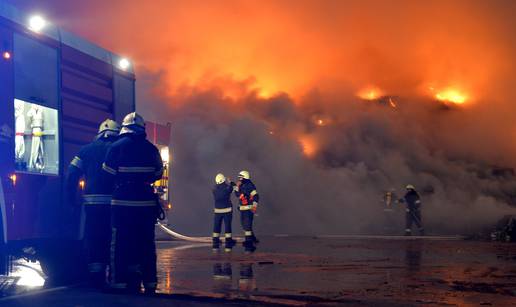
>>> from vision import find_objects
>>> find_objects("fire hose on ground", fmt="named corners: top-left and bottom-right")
top-left (156, 222), bottom-right (244, 243)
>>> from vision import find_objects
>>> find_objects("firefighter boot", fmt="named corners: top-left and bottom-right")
top-left (143, 283), bottom-right (156, 295)
top-left (212, 237), bottom-right (221, 250)
top-left (242, 239), bottom-right (256, 253)
top-left (225, 238), bottom-right (236, 251)
top-left (87, 263), bottom-right (106, 289)
top-left (88, 271), bottom-right (106, 289)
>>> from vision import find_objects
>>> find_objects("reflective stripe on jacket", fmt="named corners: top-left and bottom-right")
top-left (103, 133), bottom-right (163, 203)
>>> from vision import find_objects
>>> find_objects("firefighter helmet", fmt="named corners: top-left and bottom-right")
top-left (238, 170), bottom-right (250, 180)
top-left (98, 119), bottom-right (120, 134)
top-left (120, 112), bottom-right (145, 134)
top-left (406, 184), bottom-right (416, 190)
top-left (122, 112), bottom-right (145, 128)
top-left (215, 173), bottom-right (226, 184)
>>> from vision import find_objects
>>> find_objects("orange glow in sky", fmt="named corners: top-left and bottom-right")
top-left (55, 1), bottom-right (516, 106)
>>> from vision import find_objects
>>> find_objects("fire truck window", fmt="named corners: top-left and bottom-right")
top-left (113, 74), bottom-right (135, 122)
top-left (13, 33), bottom-right (58, 109)
top-left (14, 99), bottom-right (59, 175)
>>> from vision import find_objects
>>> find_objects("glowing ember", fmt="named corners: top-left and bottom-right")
top-left (435, 89), bottom-right (468, 104)
top-left (298, 135), bottom-right (316, 157)
top-left (317, 119), bottom-right (324, 126)
top-left (388, 97), bottom-right (397, 108)
top-left (357, 87), bottom-right (384, 100)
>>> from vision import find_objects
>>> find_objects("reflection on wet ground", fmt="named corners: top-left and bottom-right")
top-left (156, 236), bottom-right (516, 306)
top-left (0, 259), bottom-right (46, 298)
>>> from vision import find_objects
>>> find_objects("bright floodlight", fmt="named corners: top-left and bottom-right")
top-left (118, 58), bottom-right (131, 70)
top-left (160, 147), bottom-right (170, 164)
top-left (28, 15), bottom-right (47, 32)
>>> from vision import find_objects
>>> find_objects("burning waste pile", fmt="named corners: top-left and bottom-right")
top-left (148, 82), bottom-right (516, 237)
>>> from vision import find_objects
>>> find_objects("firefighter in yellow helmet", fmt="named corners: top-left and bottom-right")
top-left (234, 170), bottom-right (260, 252)
top-left (399, 185), bottom-right (424, 236)
top-left (66, 119), bottom-right (120, 287)
top-left (212, 173), bottom-right (237, 251)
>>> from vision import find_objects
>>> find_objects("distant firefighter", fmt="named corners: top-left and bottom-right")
top-left (234, 170), bottom-right (260, 252)
top-left (66, 119), bottom-right (120, 287)
top-left (212, 173), bottom-right (237, 252)
top-left (399, 185), bottom-right (424, 236)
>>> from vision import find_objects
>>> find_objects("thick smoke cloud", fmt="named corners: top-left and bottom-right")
top-left (144, 82), bottom-right (516, 235)
top-left (11, 0), bottom-right (516, 234)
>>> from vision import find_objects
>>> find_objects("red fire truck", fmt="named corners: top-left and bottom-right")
top-left (0, 4), bottom-right (137, 280)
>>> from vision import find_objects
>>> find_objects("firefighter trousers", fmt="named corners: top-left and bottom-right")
top-left (213, 212), bottom-right (235, 249)
top-left (110, 206), bottom-right (157, 292)
top-left (240, 210), bottom-right (256, 250)
top-left (84, 205), bottom-right (111, 278)
top-left (213, 212), bottom-right (233, 237)
top-left (405, 205), bottom-right (424, 235)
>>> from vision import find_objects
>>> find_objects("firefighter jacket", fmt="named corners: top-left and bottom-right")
top-left (212, 182), bottom-right (235, 213)
top-left (234, 179), bottom-right (260, 211)
top-left (401, 190), bottom-right (421, 208)
top-left (102, 133), bottom-right (163, 206)
top-left (66, 135), bottom-right (117, 205)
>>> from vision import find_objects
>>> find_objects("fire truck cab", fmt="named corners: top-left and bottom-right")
top-left (0, 4), bottom-right (135, 278)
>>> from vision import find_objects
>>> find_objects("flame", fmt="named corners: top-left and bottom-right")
top-left (357, 87), bottom-right (384, 101)
top-left (435, 89), bottom-right (468, 104)
top-left (429, 86), bottom-right (469, 104)
top-left (79, 180), bottom-right (85, 190)
top-left (298, 135), bottom-right (317, 157)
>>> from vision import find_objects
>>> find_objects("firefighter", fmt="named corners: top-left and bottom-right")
top-left (102, 112), bottom-right (163, 294)
top-left (212, 173), bottom-right (237, 252)
top-left (66, 119), bottom-right (120, 287)
top-left (399, 185), bottom-right (424, 236)
top-left (234, 170), bottom-right (260, 252)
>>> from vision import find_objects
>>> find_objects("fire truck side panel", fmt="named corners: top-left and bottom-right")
top-left (61, 45), bottom-right (116, 175)
top-left (0, 5), bottom-right (135, 247)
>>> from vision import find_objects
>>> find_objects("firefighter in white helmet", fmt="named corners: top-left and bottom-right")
top-left (66, 119), bottom-right (120, 287)
top-left (103, 112), bottom-right (163, 294)
top-left (234, 170), bottom-right (260, 252)
top-left (399, 184), bottom-right (424, 236)
top-left (212, 173), bottom-right (237, 251)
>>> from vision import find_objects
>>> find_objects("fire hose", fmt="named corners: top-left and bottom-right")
top-left (156, 222), bottom-right (211, 243)
top-left (156, 222), bottom-right (245, 243)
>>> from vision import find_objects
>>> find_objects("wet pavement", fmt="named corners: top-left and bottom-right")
top-left (156, 236), bottom-right (516, 306)
top-left (1, 236), bottom-right (515, 306)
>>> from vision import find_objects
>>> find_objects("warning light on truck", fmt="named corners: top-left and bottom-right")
top-left (28, 15), bottom-right (47, 33)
